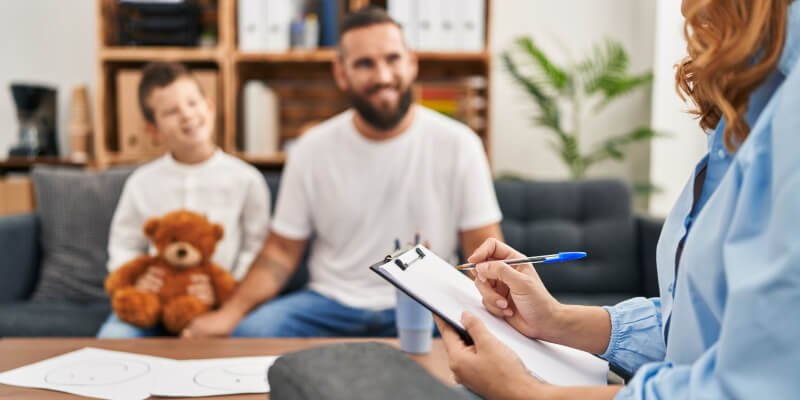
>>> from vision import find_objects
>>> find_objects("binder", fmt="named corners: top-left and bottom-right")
top-left (416, 0), bottom-right (442, 51)
top-left (388, 0), bottom-right (418, 49)
top-left (438, 0), bottom-right (460, 51)
top-left (459, 0), bottom-right (485, 51)
top-left (370, 245), bottom-right (609, 386)
top-left (238, 0), bottom-right (269, 51)
top-left (242, 81), bottom-right (280, 156)
top-left (264, 0), bottom-right (292, 52)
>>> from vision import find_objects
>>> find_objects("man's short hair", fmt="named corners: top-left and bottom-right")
top-left (339, 6), bottom-right (401, 42)
top-left (138, 61), bottom-right (197, 123)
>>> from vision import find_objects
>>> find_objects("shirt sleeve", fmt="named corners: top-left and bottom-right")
top-left (601, 297), bottom-right (666, 375)
top-left (106, 177), bottom-right (149, 271)
top-left (232, 172), bottom-right (271, 280)
top-left (271, 146), bottom-right (313, 240)
top-left (456, 136), bottom-right (502, 230)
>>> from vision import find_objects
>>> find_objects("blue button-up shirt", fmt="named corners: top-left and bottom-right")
top-left (601, 4), bottom-right (800, 399)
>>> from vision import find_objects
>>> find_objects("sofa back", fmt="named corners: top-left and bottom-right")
top-left (25, 167), bottom-right (644, 303)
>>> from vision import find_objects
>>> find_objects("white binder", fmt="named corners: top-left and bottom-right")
top-left (416, 0), bottom-right (442, 51)
top-left (243, 81), bottom-right (280, 156)
top-left (439, 0), bottom-right (460, 51)
top-left (459, 0), bottom-right (485, 51)
top-left (388, 0), bottom-right (418, 49)
top-left (264, 0), bottom-right (292, 52)
top-left (238, 0), bottom-right (269, 51)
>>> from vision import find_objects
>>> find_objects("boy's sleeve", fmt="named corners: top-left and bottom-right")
top-left (107, 178), bottom-right (149, 271)
top-left (456, 136), bottom-right (502, 231)
top-left (232, 172), bottom-right (271, 280)
top-left (271, 146), bottom-right (313, 240)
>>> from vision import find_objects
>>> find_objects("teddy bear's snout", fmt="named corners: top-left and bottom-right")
top-left (165, 242), bottom-right (202, 267)
top-left (176, 247), bottom-right (188, 258)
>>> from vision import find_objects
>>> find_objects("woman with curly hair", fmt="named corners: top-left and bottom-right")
top-left (437, 0), bottom-right (800, 398)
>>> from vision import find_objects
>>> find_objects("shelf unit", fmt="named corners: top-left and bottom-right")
top-left (94, 0), bottom-right (492, 169)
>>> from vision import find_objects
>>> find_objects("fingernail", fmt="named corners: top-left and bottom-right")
top-left (496, 299), bottom-right (507, 308)
top-left (503, 309), bottom-right (513, 317)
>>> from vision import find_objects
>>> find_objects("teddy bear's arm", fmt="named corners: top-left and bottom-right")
top-left (104, 256), bottom-right (156, 296)
top-left (207, 265), bottom-right (237, 306)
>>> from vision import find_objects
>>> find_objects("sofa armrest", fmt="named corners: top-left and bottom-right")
top-left (0, 213), bottom-right (41, 302)
top-left (636, 214), bottom-right (663, 298)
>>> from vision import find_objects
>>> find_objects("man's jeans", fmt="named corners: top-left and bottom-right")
top-left (233, 289), bottom-right (397, 337)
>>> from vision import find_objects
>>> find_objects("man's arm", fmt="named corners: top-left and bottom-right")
top-left (182, 231), bottom-right (307, 337)
top-left (459, 222), bottom-right (503, 258)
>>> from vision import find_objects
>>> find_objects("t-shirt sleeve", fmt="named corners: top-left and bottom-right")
top-left (456, 136), bottom-right (502, 230)
top-left (271, 146), bottom-right (314, 240)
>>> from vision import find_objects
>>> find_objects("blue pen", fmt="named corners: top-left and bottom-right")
top-left (455, 252), bottom-right (587, 271)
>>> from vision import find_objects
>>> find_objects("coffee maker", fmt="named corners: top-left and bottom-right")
top-left (9, 83), bottom-right (58, 157)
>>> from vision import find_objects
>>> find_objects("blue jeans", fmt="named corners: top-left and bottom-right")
top-left (96, 314), bottom-right (168, 338)
top-left (232, 289), bottom-right (397, 337)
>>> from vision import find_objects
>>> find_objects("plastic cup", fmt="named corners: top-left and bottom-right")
top-left (395, 289), bottom-right (433, 354)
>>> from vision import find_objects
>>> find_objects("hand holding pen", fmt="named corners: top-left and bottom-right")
top-left (465, 239), bottom-right (586, 340)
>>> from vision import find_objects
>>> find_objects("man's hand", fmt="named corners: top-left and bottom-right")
top-left (187, 274), bottom-right (216, 306)
top-left (181, 309), bottom-right (239, 338)
top-left (134, 266), bottom-right (165, 293)
top-left (435, 313), bottom-right (542, 400)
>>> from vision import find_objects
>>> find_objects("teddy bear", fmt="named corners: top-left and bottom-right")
top-left (104, 209), bottom-right (236, 334)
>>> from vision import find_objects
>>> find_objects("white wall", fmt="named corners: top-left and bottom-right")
top-left (491, 0), bottom-right (656, 186)
top-left (0, 1), bottom-right (97, 157)
top-left (648, 0), bottom-right (706, 216)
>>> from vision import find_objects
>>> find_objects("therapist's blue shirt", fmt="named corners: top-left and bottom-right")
top-left (601, 4), bottom-right (800, 399)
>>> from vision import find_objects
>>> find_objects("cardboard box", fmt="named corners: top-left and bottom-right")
top-left (116, 69), bottom-right (221, 158)
top-left (0, 177), bottom-right (35, 216)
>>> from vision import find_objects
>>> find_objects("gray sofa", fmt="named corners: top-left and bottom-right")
top-left (0, 167), bottom-right (661, 337)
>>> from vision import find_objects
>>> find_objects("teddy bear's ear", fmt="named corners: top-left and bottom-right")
top-left (143, 218), bottom-right (160, 238)
top-left (213, 224), bottom-right (224, 241)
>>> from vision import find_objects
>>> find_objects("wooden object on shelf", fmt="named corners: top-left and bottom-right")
top-left (67, 86), bottom-right (93, 163)
top-left (95, 0), bottom-right (493, 168)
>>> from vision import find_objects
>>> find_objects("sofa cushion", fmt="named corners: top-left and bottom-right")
top-left (496, 179), bottom-right (639, 295)
top-left (0, 301), bottom-right (111, 337)
top-left (30, 167), bottom-right (133, 302)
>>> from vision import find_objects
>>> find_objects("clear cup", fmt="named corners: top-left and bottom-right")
top-left (395, 289), bottom-right (434, 354)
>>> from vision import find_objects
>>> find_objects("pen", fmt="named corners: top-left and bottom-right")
top-left (455, 251), bottom-right (587, 271)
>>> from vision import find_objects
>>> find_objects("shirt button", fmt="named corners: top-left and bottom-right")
top-left (717, 148), bottom-right (726, 159)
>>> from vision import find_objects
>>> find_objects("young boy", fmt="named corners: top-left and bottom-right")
top-left (97, 62), bottom-right (271, 338)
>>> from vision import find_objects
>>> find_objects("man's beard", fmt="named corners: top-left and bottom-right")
top-left (348, 84), bottom-right (413, 132)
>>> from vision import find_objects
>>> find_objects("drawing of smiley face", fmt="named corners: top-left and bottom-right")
top-left (46, 359), bottom-right (150, 386)
top-left (194, 363), bottom-right (268, 392)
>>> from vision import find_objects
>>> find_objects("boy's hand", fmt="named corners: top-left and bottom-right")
top-left (187, 275), bottom-right (216, 306)
top-left (134, 266), bottom-right (165, 293)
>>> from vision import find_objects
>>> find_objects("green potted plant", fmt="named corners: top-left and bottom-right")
top-left (502, 37), bottom-right (658, 181)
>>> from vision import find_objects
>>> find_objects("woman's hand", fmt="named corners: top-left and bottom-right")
top-left (435, 313), bottom-right (542, 400)
top-left (469, 238), bottom-right (563, 340)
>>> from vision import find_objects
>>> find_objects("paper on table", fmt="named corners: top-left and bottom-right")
top-left (0, 347), bottom-right (280, 399)
top-left (378, 246), bottom-right (608, 386)
top-left (152, 355), bottom-right (279, 397)
top-left (0, 347), bottom-right (165, 400)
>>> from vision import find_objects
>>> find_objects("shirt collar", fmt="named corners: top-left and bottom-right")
top-left (164, 148), bottom-right (222, 172)
top-left (779, 1), bottom-right (800, 75)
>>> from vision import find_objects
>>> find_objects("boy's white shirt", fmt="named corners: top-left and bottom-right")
top-left (107, 150), bottom-right (270, 280)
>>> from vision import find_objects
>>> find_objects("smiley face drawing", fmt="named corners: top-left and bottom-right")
top-left (45, 359), bottom-right (150, 386)
top-left (193, 363), bottom-right (268, 392)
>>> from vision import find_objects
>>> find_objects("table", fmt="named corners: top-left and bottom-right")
top-left (0, 337), bottom-right (453, 399)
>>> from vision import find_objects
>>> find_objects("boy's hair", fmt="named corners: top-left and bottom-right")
top-left (339, 6), bottom-right (401, 41)
top-left (138, 62), bottom-right (199, 123)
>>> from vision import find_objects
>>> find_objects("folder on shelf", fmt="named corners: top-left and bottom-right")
top-left (387, 0), bottom-right (418, 49)
top-left (238, 0), bottom-right (270, 51)
top-left (438, 0), bottom-right (459, 51)
top-left (370, 245), bottom-right (609, 386)
top-left (264, 0), bottom-right (292, 52)
top-left (416, 0), bottom-right (442, 51)
top-left (243, 81), bottom-right (280, 156)
top-left (459, 0), bottom-right (485, 51)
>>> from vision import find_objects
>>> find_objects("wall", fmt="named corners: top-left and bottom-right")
top-left (490, 0), bottom-right (657, 209)
top-left (648, 0), bottom-right (707, 216)
top-left (0, 1), bottom-right (97, 157)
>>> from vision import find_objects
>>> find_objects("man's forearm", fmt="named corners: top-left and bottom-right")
top-left (547, 305), bottom-right (613, 355)
top-left (219, 253), bottom-right (294, 318)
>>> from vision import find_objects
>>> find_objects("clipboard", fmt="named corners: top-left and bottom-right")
top-left (370, 245), bottom-right (609, 386)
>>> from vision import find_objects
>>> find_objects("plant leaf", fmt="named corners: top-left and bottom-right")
top-left (514, 37), bottom-right (572, 94)
top-left (502, 52), bottom-right (563, 132)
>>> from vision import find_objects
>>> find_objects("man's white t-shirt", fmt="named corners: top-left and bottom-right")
top-left (272, 106), bottom-right (501, 310)
top-left (107, 150), bottom-right (271, 280)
